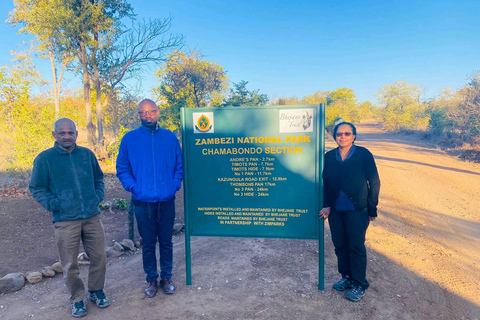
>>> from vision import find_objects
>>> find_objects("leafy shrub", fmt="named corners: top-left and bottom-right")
top-left (99, 198), bottom-right (128, 210)
top-left (113, 198), bottom-right (128, 210)
top-left (105, 126), bottom-right (131, 169)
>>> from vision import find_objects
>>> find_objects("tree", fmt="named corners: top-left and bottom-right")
top-left (103, 92), bottom-right (139, 134)
top-left (154, 50), bottom-right (228, 131)
top-left (271, 90), bottom-right (327, 106)
top-left (10, 1), bottom-right (180, 147)
top-left (378, 80), bottom-right (422, 112)
top-left (11, 0), bottom-right (135, 145)
top-left (452, 73), bottom-right (480, 138)
top-left (65, 0), bottom-right (134, 145)
top-left (324, 88), bottom-right (360, 126)
top-left (223, 80), bottom-right (268, 107)
top-left (271, 95), bottom-right (300, 105)
top-left (300, 90), bottom-right (327, 105)
top-left (98, 18), bottom-right (183, 144)
top-left (427, 74), bottom-right (480, 144)
top-left (377, 80), bottom-right (429, 131)
top-left (0, 52), bottom-right (52, 172)
top-left (327, 88), bottom-right (357, 106)
top-left (427, 88), bottom-right (460, 136)
top-left (9, 0), bottom-right (74, 118)
top-left (358, 101), bottom-right (375, 119)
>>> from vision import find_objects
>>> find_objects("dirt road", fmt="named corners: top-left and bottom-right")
top-left (1, 120), bottom-right (479, 320)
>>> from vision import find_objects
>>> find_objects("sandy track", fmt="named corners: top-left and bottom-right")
top-left (357, 120), bottom-right (480, 318)
top-left (1, 120), bottom-right (479, 320)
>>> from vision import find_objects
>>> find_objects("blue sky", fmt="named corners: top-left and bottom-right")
top-left (1, 0), bottom-right (479, 104)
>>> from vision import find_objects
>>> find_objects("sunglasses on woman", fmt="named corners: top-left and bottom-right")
top-left (336, 132), bottom-right (353, 137)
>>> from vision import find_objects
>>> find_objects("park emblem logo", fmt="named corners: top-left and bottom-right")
top-left (279, 108), bottom-right (314, 133)
top-left (193, 112), bottom-right (214, 133)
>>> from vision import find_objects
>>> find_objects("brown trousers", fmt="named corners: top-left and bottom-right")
top-left (54, 214), bottom-right (106, 303)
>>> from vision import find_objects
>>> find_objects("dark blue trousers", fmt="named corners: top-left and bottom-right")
top-left (133, 198), bottom-right (175, 282)
top-left (328, 209), bottom-right (370, 289)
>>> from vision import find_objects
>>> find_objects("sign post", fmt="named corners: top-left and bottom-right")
top-left (181, 104), bottom-right (325, 289)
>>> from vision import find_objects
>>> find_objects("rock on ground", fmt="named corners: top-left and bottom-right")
top-left (41, 266), bottom-right (56, 278)
top-left (113, 241), bottom-right (124, 252)
top-left (0, 273), bottom-right (25, 294)
top-left (173, 223), bottom-right (185, 235)
top-left (52, 262), bottom-right (63, 273)
top-left (119, 239), bottom-right (135, 251)
top-left (106, 247), bottom-right (123, 258)
top-left (25, 272), bottom-right (42, 284)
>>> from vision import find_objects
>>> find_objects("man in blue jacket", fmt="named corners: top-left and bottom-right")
top-left (30, 118), bottom-right (110, 318)
top-left (116, 99), bottom-right (183, 298)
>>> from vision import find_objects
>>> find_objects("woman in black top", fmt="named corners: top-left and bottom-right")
top-left (319, 122), bottom-right (380, 302)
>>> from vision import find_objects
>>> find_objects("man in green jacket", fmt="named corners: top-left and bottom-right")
top-left (30, 118), bottom-right (110, 318)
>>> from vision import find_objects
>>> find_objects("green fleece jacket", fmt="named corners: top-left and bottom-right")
top-left (29, 143), bottom-right (104, 223)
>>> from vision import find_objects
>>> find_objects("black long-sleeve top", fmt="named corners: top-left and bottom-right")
top-left (323, 145), bottom-right (380, 217)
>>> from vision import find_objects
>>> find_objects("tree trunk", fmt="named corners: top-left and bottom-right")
top-left (102, 94), bottom-right (112, 130)
top-left (79, 43), bottom-right (95, 145)
top-left (48, 52), bottom-right (60, 118)
top-left (93, 29), bottom-right (104, 147)
top-left (94, 69), bottom-right (103, 146)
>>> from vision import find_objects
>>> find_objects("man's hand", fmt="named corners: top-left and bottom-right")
top-left (319, 207), bottom-right (331, 220)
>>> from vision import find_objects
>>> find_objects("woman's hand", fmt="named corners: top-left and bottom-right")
top-left (319, 207), bottom-right (331, 219)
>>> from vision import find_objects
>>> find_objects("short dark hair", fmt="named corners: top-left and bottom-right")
top-left (54, 118), bottom-right (76, 132)
top-left (333, 122), bottom-right (356, 141)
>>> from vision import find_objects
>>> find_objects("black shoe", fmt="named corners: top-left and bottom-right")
top-left (332, 277), bottom-right (354, 291)
top-left (346, 286), bottom-right (366, 302)
top-left (160, 278), bottom-right (175, 294)
top-left (89, 289), bottom-right (110, 308)
top-left (71, 300), bottom-right (87, 318)
top-left (145, 280), bottom-right (158, 298)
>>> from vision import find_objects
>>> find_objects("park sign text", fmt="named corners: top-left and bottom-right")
top-left (181, 104), bottom-right (325, 288)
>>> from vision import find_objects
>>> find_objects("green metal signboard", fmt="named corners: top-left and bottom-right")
top-left (181, 104), bottom-right (325, 289)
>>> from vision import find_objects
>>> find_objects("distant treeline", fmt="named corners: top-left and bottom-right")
top-left (1, 50), bottom-right (478, 173)
top-left (273, 76), bottom-right (480, 148)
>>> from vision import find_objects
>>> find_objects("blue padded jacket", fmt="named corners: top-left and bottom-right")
top-left (116, 125), bottom-right (183, 203)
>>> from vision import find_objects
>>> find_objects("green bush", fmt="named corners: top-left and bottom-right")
top-left (113, 198), bottom-right (128, 210)
top-left (99, 198), bottom-right (128, 210)
top-left (105, 126), bottom-right (131, 169)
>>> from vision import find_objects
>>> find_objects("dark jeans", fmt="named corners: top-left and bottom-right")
top-left (133, 198), bottom-right (176, 282)
top-left (328, 209), bottom-right (370, 289)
